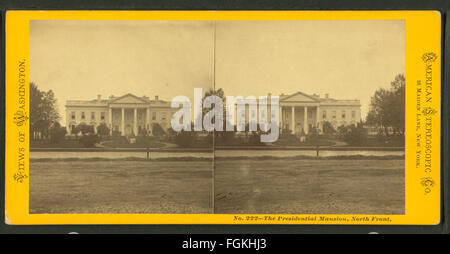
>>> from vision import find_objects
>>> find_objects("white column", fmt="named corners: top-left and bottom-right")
top-left (304, 106), bottom-right (308, 134)
top-left (109, 108), bottom-right (112, 135)
top-left (316, 106), bottom-right (320, 130)
top-left (121, 108), bottom-right (125, 136)
top-left (291, 106), bottom-right (295, 134)
top-left (66, 109), bottom-right (70, 134)
top-left (146, 108), bottom-right (150, 131)
top-left (133, 108), bottom-right (138, 136)
top-left (279, 106), bottom-right (283, 134)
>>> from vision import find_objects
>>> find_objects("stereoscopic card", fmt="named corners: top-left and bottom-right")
top-left (4, 11), bottom-right (441, 225)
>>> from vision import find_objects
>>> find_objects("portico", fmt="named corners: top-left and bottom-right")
top-left (279, 92), bottom-right (321, 135)
top-left (108, 106), bottom-right (150, 136)
top-left (279, 105), bottom-right (319, 135)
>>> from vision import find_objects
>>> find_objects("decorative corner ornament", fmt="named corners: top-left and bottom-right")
top-left (13, 172), bottom-right (28, 183)
top-left (13, 110), bottom-right (28, 127)
top-left (421, 107), bottom-right (437, 116)
top-left (422, 52), bottom-right (438, 63)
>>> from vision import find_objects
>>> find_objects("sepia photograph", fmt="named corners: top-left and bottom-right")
top-left (29, 19), bottom-right (405, 215)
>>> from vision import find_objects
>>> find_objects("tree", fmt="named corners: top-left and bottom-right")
top-left (72, 125), bottom-right (81, 139)
top-left (322, 121), bottom-right (336, 137)
top-left (341, 122), bottom-right (368, 146)
top-left (49, 122), bottom-right (67, 144)
top-left (198, 88), bottom-right (226, 130)
top-left (97, 123), bottom-right (110, 137)
top-left (30, 83), bottom-right (61, 140)
top-left (366, 74), bottom-right (405, 137)
top-left (77, 123), bottom-right (95, 136)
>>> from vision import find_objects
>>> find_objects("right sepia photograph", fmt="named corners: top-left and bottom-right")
top-left (213, 20), bottom-right (405, 215)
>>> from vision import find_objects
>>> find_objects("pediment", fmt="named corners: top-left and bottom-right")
top-left (280, 92), bottom-right (319, 102)
top-left (110, 94), bottom-right (148, 104)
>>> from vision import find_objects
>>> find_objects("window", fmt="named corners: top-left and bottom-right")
top-left (341, 111), bottom-right (346, 119)
top-left (91, 112), bottom-right (95, 120)
top-left (152, 112), bottom-right (156, 120)
top-left (81, 112), bottom-right (85, 120)
top-left (101, 112), bottom-right (105, 120)
top-left (161, 112), bottom-right (167, 120)
top-left (352, 111), bottom-right (356, 118)
top-left (322, 110), bottom-right (327, 119)
top-left (332, 111), bottom-right (336, 119)
top-left (71, 112), bottom-right (76, 120)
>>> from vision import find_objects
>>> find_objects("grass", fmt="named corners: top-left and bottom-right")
top-left (30, 160), bottom-right (212, 214)
top-left (29, 159), bottom-right (404, 215)
top-left (214, 159), bottom-right (404, 215)
top-left (30, 139), bottom-right (85, 148)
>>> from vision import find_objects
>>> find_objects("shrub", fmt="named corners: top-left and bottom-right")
top-left (248, 132), bottom-right (263, 145)
top-left (305, 126), bottom-right (320, 143)
top-left (152, 123), bottom-right (166, 137)
top-left (77, 123), bottom-right (95, 136)
top-left (79, 134), bottom-right (99, 148)
top-left (49, 123), bottom-right (67, 144)
top-left (216, 131), bottom-right (236, 145)
top-left (97, 123), bottom-right (110, 137)
top-left (174, 131), bottom-right (196, 148)
top-left (138, 127), bottom-right (149, 136)
top-left (339, 123), bottom-right (368, 146)
top-left (322, 121), bottom-right (336, 137)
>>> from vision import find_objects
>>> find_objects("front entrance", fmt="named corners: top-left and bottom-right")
top-left (125, 124), bottom-right (132, 136)
top-left (295, 122), bottom-right (305, 136)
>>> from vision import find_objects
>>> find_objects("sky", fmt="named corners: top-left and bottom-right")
top-left (30, 20), bottom-right (404, 123)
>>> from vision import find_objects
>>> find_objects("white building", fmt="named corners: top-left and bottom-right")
top-left (65, 93), bottom-right (177, 136)
top-left (65, 91), bottom-right (361, 136)
top-left (279, 92), bottom-right (361, 134)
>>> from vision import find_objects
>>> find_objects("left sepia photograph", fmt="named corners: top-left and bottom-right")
top-left (29, 20), bottom-right (215, 214)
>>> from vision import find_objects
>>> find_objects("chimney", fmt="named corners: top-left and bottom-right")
top-left (325, 93), bottom-right (329, 99)
top-left (268, 93), bottom-right (272, 98)
top-left (97, 94), bottom-right (101, 102)
top-left (155, 95), bottom-right (159, 101)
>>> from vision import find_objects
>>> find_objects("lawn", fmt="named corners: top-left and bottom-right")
top-left (214, 159), bottom-right (404, 214)
top-left (29, 160), bottom-right (212, 214)
top-left (30, 158), bottom-right (404, 215)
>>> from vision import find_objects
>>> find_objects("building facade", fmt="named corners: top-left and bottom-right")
top-left (65, 92), bottom-right (361, 136)
top-left (65, 94), bottom-right (178, 136)
top-left (278, 92), bottom-right (361, 135)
